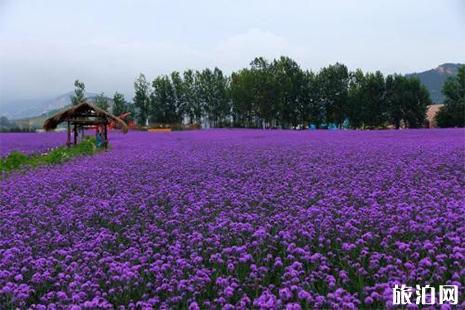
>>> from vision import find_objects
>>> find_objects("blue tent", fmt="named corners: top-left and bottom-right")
top-left (342, 118), bottom-right (350, 129)
top-left (328, 123), bottom-right (338, 130)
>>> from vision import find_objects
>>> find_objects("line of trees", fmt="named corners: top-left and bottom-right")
top-left (133, 56), bottom-right (433, 129)
top-left (70, 58), bottom-right (462, 129)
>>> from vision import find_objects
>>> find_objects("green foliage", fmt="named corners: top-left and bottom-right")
top-left (133, 74), bottom-right (151, 126)
top-left (126, 102), bottom-right (137, 122)
top-left (112, 92), bottom-right (128, 116)
top-left (318, 63), bottom-right (349, 126)
top-left (436, 105), bottom-right (465, 128)
top-left (95, 92), bottom-right (109, 111)
top-left (348, 70), bottom-right (387, 129)
top-left (230, 57), bottom-right (308, 128)
top-left (170, 71), bottom-right (186, 121)
top-left (195, 68), bottom-right (230, 127)
top-left (71, 80), bottom-right (86, 105)
top-left (144, 68), bottom-right (231, 127)
top-left (270, 57), bottom-right (307, 128)
top-left (0, 151), bottom-right (29, 171)
top-left (385, 75), bottom-right (431, 128)
top-left (134, 57), bottom-right (437, 129)
top-left (231, 69), bottom-right (256, 127)
top-left (182, 69), bottom-right (201, 124)
top-left (436, 65), bottom-right (465, 128)
top-left (0, 137), bottom-right (99, 174)
top-left (150, 75), bottom-right (178, 124)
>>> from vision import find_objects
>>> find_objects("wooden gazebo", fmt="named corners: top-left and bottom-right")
top-left (43, 102), bottom-right (128, 146)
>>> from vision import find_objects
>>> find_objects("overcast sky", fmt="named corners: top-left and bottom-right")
top-left (1, 0), bottom-right (464, 104)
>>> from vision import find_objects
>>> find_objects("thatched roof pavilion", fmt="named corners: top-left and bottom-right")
top-left (43, 102), bottom-right (128, 146)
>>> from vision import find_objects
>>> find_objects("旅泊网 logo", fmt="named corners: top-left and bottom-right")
top-left (392, 284), bottom-right (458, 306)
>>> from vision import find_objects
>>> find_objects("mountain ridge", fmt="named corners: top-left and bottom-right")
top-left (0, 91), bottom-right (106, 119)
top-left (406, 63), bottom-right (463, 103)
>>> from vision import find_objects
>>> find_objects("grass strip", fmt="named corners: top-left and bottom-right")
top-left (1, 137), bottom-right (105, 175)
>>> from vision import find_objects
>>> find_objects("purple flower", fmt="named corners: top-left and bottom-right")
top-left (279, 287), bottom-right (293, 301)
top-left (364, 296), bottom-right (374, 304)
top-left (224, 286), bottom-right (234, 298)
top-left (0, 129), bottom-right (463, 308)
top-left (14, 274), bottom-right (23, 282)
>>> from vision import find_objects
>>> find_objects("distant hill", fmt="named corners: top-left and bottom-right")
top-left (13, 107), bottom-right (68, 130)
top-left (406, 63), bottom-right (463, 103)
top-left (0, 91), bottom-right (112, 120)
top-left (1, 92), bottom-right (114, 130)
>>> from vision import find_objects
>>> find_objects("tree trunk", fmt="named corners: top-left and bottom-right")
top-left (73, 123), bottom-right (77, 145)
top-left (67, 121), bottom-right (71, 146)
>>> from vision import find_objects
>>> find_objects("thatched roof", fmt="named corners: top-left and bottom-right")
top-left (43, 102), bottom-right (128, 133)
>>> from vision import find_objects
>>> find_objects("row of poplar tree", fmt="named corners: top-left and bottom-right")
top-left (132, 57), bottom-right (431, 129)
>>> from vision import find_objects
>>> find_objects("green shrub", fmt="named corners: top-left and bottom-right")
top-left (1, 137), bottom-right (102, 175)
top-left (0, 151), bottom-right (29, 171)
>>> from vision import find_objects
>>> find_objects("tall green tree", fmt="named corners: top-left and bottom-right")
top-left (195, 68), bottom-right (230, 127)
top-left (386, 75), bottom-right (430, 128)
top-left (112, 92), bottom-right (127, 116)
top-left (362, 71), bottom-right (387, 128)
top-left (271, 56), bottom-right (306, 128)
top-left (126, 102), bottom-right (137, 122)
top-left (210, 68), bottom-right (230, 127)
top-left (347, 69), bottom-right (366, 128)
top-left (402, 78), bottom-right (430, 128)
top-left (230, 69), bottom-right (256, 127)
top-left (317, 63), bottom-right (349, 126)
top-left (305, 70), bottom-right (324, 127)
top-left (296, 70), bottom-right (318, 129)
top-left (71, 80), bottom-right (86, 105)
top-left (194, 69), bottom-right (212, 126)
top-left (249, 57), bottom-right (276, 128)
top-left (436, 65), bottom-right (465, 127)
top-left (385, 74), bottom-right (404, 129)
top-left (133, 74), bottom-right (151, 126)
top-left (95, 92), bottom-right (109, 111)
top-left (151, 75), bottom-right (178, 124)
top-left (170, 71), bottom-right (186, 123)
top-left (182, 69), bottom-right (201, 124)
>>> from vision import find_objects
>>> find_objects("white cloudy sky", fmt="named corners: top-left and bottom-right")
top-left (0, 0), bottom-right (464, 104)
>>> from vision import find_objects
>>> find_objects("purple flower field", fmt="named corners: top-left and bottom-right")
top-left (0, 132), bottom-right (65, 157)
top-left (0, 129), bottom-right (464, 309)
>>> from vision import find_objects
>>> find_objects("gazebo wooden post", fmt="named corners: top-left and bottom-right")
top-left (66, 121), bottom-right (71, 147)
top-left (104, 123), bottom-right (108, 148)
top-left (73, 122), bottom-right (77, 145)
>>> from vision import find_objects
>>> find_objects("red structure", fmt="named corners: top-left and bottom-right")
top-left (109, 112), bottom-right (137, 130)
